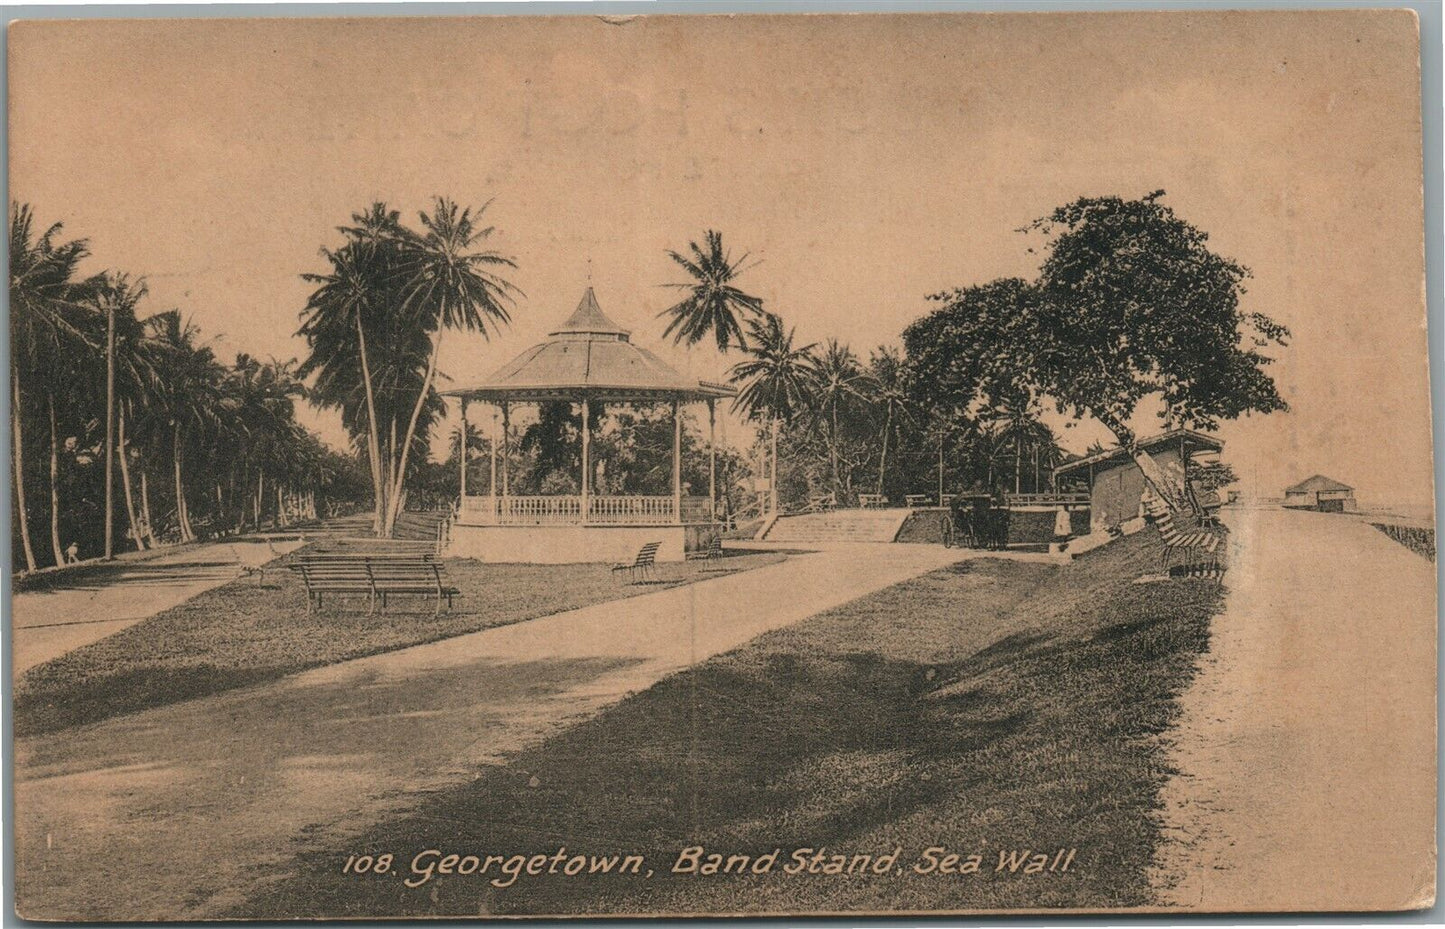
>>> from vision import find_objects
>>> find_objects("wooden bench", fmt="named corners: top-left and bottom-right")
top-left (1143, 492), bottom-right (1225, 580)
top-left (290, 555), bottom-right (459, 614)
top-left (905, 493), bottom-right (932, 509)
top-left (687, 535), bottom-right (724, 562)
top-left (612, 541), bottom-right (661, 583)
top-left (857, 493), bottom-right (887, 509)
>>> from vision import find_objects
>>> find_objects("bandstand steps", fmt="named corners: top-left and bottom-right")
top-left (762, 508), bottom-right (912, 544)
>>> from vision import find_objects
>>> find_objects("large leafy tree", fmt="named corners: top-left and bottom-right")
top-left (906, 192), bottom-right (1289, 512)
top-left (659, 230), bottom-right (766, 353)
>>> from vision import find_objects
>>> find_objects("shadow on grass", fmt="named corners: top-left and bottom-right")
top-left (238, 531), bottom-right (1221, 918)
top-left (15, 550), bottom-right (787, 738)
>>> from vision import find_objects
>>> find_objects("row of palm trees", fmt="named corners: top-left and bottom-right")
top-left (656, 231), bottom-right (1066, 513)
top-left (10, 203), bottom-right (365, 572)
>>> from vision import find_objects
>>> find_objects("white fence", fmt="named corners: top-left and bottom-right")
top-left (459, 494), bottom-right (710, 526)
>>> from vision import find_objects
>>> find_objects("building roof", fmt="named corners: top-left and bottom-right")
top-left (1053, 428), bottom-right (1224, 478)
top-left (444, 288), bottom-right (736, 403)
top-left (1284, 474), bottom-right (1354, 494)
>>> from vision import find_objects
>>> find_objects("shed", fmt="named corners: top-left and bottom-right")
top-left (1283, 475), bottom-right (1356, 513)
top-left (1053, 429), bottom-right (1224, 532)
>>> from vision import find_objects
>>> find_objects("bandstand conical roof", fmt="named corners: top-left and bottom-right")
top-left (445, 288), bottom-right (735, 403)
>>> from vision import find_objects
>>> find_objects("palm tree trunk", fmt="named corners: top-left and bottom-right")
top-left (1014, 437), bottom-right (1022, 495)
top-left (173, 423), bottom-right (194, 543)
top-left (770, 415), bottom-right (779, 517)
top-left (48, 396), bottom-right (64, 566)
top-left (830, 403), bottom-right (841, 498)
top-left (354, 313), bottom-right (386, 536)
top-left (140, 469), bottom-right (158, 548)
top-left (12, 372), bottom-right (37, 572)
top-left (117, 405), bottom-right (145, 551)
top-left (875, 407), bottom-right (892, 496)
top-left (104, 302), bottom-right (116, 560)
top-left (256, 470), bottom-right (265, 531)
top-left (385, 327), bottom-right (445, 536)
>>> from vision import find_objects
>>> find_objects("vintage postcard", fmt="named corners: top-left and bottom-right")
top-left (7, 9), bottom-right (1435, 920)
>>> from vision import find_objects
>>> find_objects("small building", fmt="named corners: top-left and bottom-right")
top-left (1053, 429), bottom-right (1224, 532)
top-left (1283, 475), bottom-right (1356, 513)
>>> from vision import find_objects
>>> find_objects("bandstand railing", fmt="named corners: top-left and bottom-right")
top-left (458, 494), bottom-right (711, 526)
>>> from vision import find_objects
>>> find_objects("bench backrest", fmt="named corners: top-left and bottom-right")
top-left (301, 551), bottom-right (438, 563)
top-left (293, 558), bottom-right (447, 587)
top-left (633, 541), bottom-right (661, 568)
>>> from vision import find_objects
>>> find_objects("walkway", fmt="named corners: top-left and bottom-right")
top-left (14, 542), bottom-right (1008, 920)
top-left (12, 538), bottom-right (305, 676)
top-left (1151, 506), bottom-right (1436, 911)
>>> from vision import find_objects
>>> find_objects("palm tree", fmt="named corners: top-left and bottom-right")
top-left (812, 339), bottom-right (866, 498)
top-left (153, 314), bottom-right (226, 543)
top-left (9, 203), bottom-right (94, 568)
top-left (228, 354), bottom-right (307, 531)
top-left (729, 313), bottom-right (819, 515)
top-left (383, 197), bottom-right (518, 536)
top-left (659, 230), bottom-right (766, 352)
top-left (87, 273), bottom-right (149, 558)
top-left (866, 345), bottom-right (914, 497)
top-left (95, 275), bottom-right (167, 551)
top-left (985, 398), bottom-right (1060, 495)
top-left (299, 227), bottom-right (395, 534)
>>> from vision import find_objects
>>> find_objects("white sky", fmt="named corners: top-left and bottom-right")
top-left (9, 11), bottom-right (1431, 505)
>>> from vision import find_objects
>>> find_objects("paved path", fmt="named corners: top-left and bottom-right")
top-left (14, 542), bottom-right (1009, 921)
top-left (12, 538), bottom-right (305, 675)
top-left (1152, 507), bottom-right (1436, 911)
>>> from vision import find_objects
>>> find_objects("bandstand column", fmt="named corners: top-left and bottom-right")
top-left (458, 398), bottom-right (469, 499)
top-left (501, 401), bottom-right (511, 499)
top-left (489, 405), bottom-right (498, 499)
top-left (580, 396), bottom-right (591, 524)
top-left (707, 399), bottom-right (717, 523)
top-left (672, 397), bottom-right (682, 524)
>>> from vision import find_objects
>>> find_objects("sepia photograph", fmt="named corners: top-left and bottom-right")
top-left (6, 8), bottom-right (1437, 920)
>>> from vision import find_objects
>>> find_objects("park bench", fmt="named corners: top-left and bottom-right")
top-left (687, 534), bottom-right (723, 562)
top-left (905, 493), bottom-right (932, 509)
top-left (1143, 491), bottom-right (1224, 580)
top-left (857, 493), bottom-right (887, 509)
top-left (612, 541), bottom-right (661, 583)
top-left (290, 554), bottom-right (459, 614)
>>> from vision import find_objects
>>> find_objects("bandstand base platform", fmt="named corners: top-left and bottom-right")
top-left (446, 523), bottom-right (717, 564)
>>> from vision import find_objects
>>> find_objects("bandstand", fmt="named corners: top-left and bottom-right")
top-left (442, 288), bottom-right (735, 563)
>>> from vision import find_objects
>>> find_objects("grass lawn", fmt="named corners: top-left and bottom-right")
top-left (14, 549), bottom-right (786, 738)
top-left (239, 528), bottom-right (1221, 917)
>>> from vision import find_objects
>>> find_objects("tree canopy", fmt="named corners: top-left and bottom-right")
top-left (906, 192), bottom-right (1289, 447)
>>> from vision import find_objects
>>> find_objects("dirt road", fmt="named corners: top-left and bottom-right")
top-left (1152, 506), bottom-right (1436, 910)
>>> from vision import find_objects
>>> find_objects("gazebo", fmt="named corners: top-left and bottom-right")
top-left (442, 288), bottom-right (735, 563)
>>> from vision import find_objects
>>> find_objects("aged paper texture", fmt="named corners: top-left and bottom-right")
top-left (7, 10), bottom-right (1434, 919)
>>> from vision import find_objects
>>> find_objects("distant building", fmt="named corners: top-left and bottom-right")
top-left (1283, 475), bottom-right (1356, 513)
top-left (1053, 429), bottom-right (1224, 532)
